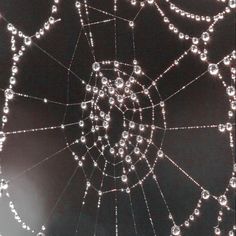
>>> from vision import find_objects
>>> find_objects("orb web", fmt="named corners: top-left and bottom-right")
top-left (0, 0), bottom-right (235, 236)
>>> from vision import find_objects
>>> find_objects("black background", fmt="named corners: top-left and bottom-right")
top-left (0, 0), bottom-right (235, 235)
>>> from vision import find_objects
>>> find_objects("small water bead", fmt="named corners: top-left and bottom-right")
top-left (218, 124), bottom-right (226, 132)
top-left (157, 149), bottom-right (164, 158)
top-left (36, 32), bottom-right (41, 38)
top-left (7, 23), bottom-right (14, 31)
top-left (129, 121), bottom-right (135, 129)
top-left (86, 84), bottom-right (91, 91)
top-left (117, 95), bottom-right (124, 103)
top-left (13, 54), bottom-right (19, 62)
top-left (136, 135), bottom-right (143, 143)
top-left (129, 76), bottom-right (135, 83)
top-left (201, 190), bottom-right (210, 200)
top-left (229, 177), bottom-right (236, 188)
top-left (218, 195), bottom-right (227, 206)
top-left (0, 179), bottom-right (8, 190)
top-left (131, 93), bottom-right (137, 101)
top-left (134, 147), bottom-right (140, 154)
top-left (24, 37), bottom-right (32, 46)
top-left (228, 110), bottom-right (234, 118)
top-left (0, 132), bottom-right (6, 143)
top-left (122, 131), bottom-right (129, 139)
top-left (200, 53), bottom-right (207, 61)
top-left (129, 21), bottom-right (134, 27)
top-left (227, 86), bottom-right (235, 96)
top-left (192, 37), bottom-right (199, 44)
top-left (229, 231), bottom-right (234, 236)
top-left (93, 86), bottom-right (98, 93)
top-left (114, 61), bottom-right (119, 67)
top-left (79, 120), bottom-right (84, 127)
top-left (178, 33), bottom-right (184, 39)
top-left (105, 114), bottom-right (110, 121)
top-left (40, 29), bottom-right (45, 35)
top-left (194, 209), bottom-right (200, 216)
top-left (110, 148), bottom-right (115, 154)
top-left (119, 148), bottom-right (124, 155)
top-left (103, 121), bottom-right (109, 129)
top-left (75, 1), bottom-right (81, 8)
top-left (12, 66), bottom-right (18, 74)
top-left (5, 89), bottom-right (14, 100)
top-left (139, 124), bottom-right (145, 131)
top-left (44, 22), bottom-right (50, 30)
top-left (147, 0), bottom-right (154, 4)
top-left (2, 116), bottom-right (7, 123)
top-left (191, 45), bottom-right (198, 54)
top-left (201, 32), bottom-right (210, 42)
top-left (108, 87), bottom-right (115, 94)
top-left (208, 64), bottom-right (219, 76)
top-left (109, 97), bottom-right (115, 105)
top-left (184, 221), bottom-right (190, 227)
top-left (49, 16), bottom-right (55, 24)
top-left (37, 232), bottom-right (45, 236)
top-left (92, 62), bottom-right (100, 71)
top-left (125, 155), bottom-right (131, 163)
top-left (119, 139), bottom-right (125, 146)
top-left (134, 65), bottom-right (141, 75)
top-left (189, 215), bottom-right (194, 221)
top-left (80, 136), bottom-right (86, 143)
top-left (231, 101), bottom-right (236, 110)
top-left (226, 122), bottom-right (233, 131)
top-left (10, 76), bottom-right (16, 85)
top-left (81, 102), bottom-right (87, 109)
top-left (3, 106), bottom-right (9, 114)
top-left (171, 225), bottom-right (181, 236)
top-left (215, 227), bottom-right (221, 235)
top-left (101, 77), bottom-right (108, 85)
top-left (86, 181), bottom-right (91, 188)
top-left (232, 50), bottom-right (236, 59)
top-left (121, 175), bottom-right (128, 182)
top-left (115, 77), bottom-right (124, 88)
top-left (224, 56), bottom-right (231, 65)
top-left (229, 0), bottom-right (236, 8)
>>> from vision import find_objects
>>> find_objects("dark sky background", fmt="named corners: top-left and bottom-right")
top-left (0, 0), bottom-right (235, 236)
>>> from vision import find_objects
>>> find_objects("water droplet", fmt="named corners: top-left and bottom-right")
top-left (92, 62), bottom-right (100, 71)
top-left (115, 77), bottom-right (124, 88)
top-left (201, 190), bottom-right (210, 200)
top-left (24, 37), bottom-right (32, 46)
top-left (208, 63), bottom-right (219, 75)
top-left (121, 175), bottom-right (128, 182)
top-left (134, 65), bottom-right (141, 75)
top-left (125, 155), bottom-right (131, 163)
top-left (171, 225), bottom-right (181, 236)
top-left (218, 195), bottom-right (227, 206)
top-left (227, 86), bottom-right (235, 96)
top-left (230, 177), bottom-right (236, 188)
top-left (5, 89), bottom-right (14, 100)
top-left (218, 124), bottom-right (226, 132)
top-left (0, 132), bottom-right (6, 143)
top-left (201, 32), bottom-right (210, 41)
top-left (229, 0), bottom-right (236, 8)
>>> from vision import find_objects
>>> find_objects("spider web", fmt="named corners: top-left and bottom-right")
top-left (0, 0), bottom-right (235, 235)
